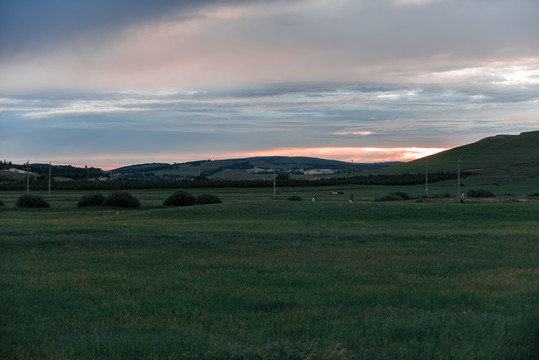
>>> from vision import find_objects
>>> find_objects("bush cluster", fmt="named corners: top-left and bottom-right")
top-left (77, 193), bottom-right (105, 207)
top-left (196, 194), bottom-right (222, 205)
top-left (16, 194), bottom-right (50, 208)
top-left (0, 199), bottom-right (4, 206)
top-left (466, 189), bottom-right (495, 198)
top-left (287, 195), bottom-right (302, 201)
top-left (163, 191), bottom-right (196, 207)
top-left (103, 191), bottom-right (140, 208)
top-left (429, 193), bottom-right (453, 199)
top-left (375, 191), bottom-right (412, 202)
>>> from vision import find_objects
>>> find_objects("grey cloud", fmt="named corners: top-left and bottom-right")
top-left (0, 0), bottom-right (263, 60)
top-left (0, 78), bottom-right (539, 164)
top-left (3, 0), bottom-right (537, 66)
top-left (240, 0), bottom-right (539, 66)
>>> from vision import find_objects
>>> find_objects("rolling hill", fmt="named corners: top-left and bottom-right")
top-left (110, 157), bottom-right (400, 180)
top-left (372, 130), bottom-right (539, 177)
top-left (111, 131), bottom-right (539, 181)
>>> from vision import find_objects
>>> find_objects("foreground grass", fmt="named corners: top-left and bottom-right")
top-left (1, 191), bottom-right (538, 359)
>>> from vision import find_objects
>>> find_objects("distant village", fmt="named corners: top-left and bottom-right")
top-left (246, 167), bottom-right (336, 175)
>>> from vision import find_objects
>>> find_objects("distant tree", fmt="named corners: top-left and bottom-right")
top-left (77, 193), bottom-right (105, 207)
top-left (375, 192), bottom-right (412, 202)
top-left (196, 194), bottom-right (222, 205)
top-left (103, 191), bottom-right (140, 208)
top-left (466, 189), bottom-right (495, 198)
top-left (16, 194), bottom-right (50, 208)
top-left (276, 173), bottom-right (291, 185)
top-left (163, 191), bottom-right (196, 207)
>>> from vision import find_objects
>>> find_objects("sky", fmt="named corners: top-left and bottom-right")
top-left (1, 0), bottom-right (538, 170)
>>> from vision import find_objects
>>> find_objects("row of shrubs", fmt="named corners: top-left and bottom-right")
top-left (78, 191), bottom-right (222, 208)
top-left (374, 189), bottom-right (500, 202)
top-left (287, 190), bottom-right (495, 202)
top-left (3, 191), bottom-right (221, 209)
top-left (286, 190), bottom-right (504, 203)
top-left (14, 195), bottom-right (51, 208)
top-left (3, 189), bottom-right (536, 208)
top-left (375, 191), bottom-right (412, 202)
top-left (162, 191), bottom-right (222, 207)
top-left (374, 190), bottom-right (500, 202)
top-left (77, 192), bottom-right (139, 208)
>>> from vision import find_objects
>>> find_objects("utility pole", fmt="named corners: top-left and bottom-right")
top-left (48, 161), bottom-right (51, 197)
top-left (425, 160), bottom-right (428, 198)
top-left (457, 156), bottom-right (462, 198)
top-left (26, 161), bottom-right (29, 194)
top-left (273, 164), bottom-right (276, 199)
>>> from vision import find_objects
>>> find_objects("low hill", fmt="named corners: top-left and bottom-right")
top-left (111, 156), bottom-right (400, 180)
top-left (373, 131), bottom-right (539, 177)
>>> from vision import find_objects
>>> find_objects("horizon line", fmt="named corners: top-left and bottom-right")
top-left (4, 146), bottom-right (448, 171)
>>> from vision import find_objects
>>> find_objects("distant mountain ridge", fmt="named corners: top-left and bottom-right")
top-left (110, 130), bottom-right (539, 181)
top-left (111, 156), bottom-right (401, 180)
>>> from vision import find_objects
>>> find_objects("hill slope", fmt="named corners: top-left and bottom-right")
top-left (111, 156), bottom-right (400, 180)
top-left (374, 131), bottom-right (539, 176)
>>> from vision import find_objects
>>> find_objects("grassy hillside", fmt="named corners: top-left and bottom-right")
top-left (111, 156), bottom-right (399, 180)
top-left (374, 131), bottom-right (539, 176)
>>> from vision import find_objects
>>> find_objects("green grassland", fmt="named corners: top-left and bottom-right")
top-left (1, 185), bottom-right (538, 359)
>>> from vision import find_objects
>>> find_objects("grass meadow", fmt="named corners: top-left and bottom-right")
top-left (1, 185), bottom-right (538, 359)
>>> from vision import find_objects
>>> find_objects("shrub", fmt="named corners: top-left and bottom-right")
top-left (196, 194), bottom-right (222, 205)
top-left (529, 192), bottom-right (539, 197)
top-left (103, 191), bottom-right (140, 208)
top-left (431, 193), bottom-right (453, 199)
top-left (163, 191), bottom-right (196, 207)
top-left (276, 173), bottom-right (291, 186)
top-left (0, 199), bottom-right (3, 206)
top-left (375, 191), bottom-right (412, 202)
top-left (287, 195), bottom-right (302, 201)
top-left (77, 193), bottom-right (105, 207)
top-left (16, 194), bottom-right (50, 208)
top-left (466, 189), bottom-right (495, 198)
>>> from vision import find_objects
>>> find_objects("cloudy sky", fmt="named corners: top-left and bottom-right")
top-left (1, 0), bottom-right (538, 169)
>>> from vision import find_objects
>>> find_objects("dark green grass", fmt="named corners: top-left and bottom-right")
top-left (1, 189), bottom-right (538, 359)
top-left (372, 130), bottom-right (539, 176)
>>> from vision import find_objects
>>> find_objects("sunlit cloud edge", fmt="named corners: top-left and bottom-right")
top-left (13, 146), bottom-right (448, 170)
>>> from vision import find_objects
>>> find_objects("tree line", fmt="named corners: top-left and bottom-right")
top-left (0, 171), bottom-right (471, 191)
top-left (1, 162), bottom-right (106, 180)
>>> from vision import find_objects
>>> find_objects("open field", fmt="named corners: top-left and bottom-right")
top-left (1, 186), bottom-right (538, 359)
